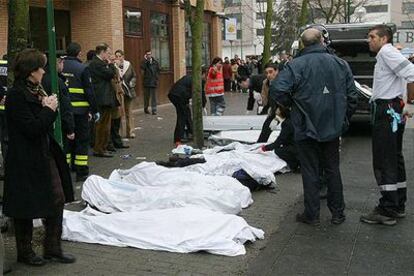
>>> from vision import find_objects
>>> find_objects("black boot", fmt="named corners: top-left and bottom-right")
top-left (14, 219), bottom-right (46, 266)
top-left (43, 215), bottom-right (76, 264)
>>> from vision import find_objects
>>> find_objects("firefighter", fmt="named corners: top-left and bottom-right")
top-left (0, 56), bottom-right (8, 180)
top-left (62, 42), bottom-right (98, 182)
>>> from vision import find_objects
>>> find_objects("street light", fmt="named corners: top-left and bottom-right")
top-left (354, 6), bottom-right (367, 23)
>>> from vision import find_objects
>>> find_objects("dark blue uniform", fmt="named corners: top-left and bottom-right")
top-left (62, 56), bottom-right (97, 180)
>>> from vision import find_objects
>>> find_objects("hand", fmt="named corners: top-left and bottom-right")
top-left (66, 133), bottom-right (75, 140)
top-left (403, 104), bottom-right (414, 119)
top-left (43, 95), bottom-right (58, 111)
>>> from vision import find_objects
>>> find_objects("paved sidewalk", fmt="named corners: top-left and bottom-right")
top-left (3, 93), bottom-right (305, 275)
top-left (248, 122), bottom-right (414, 275)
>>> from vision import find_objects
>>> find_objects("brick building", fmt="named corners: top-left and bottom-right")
top-left (0, 0), bottom-right (223, 105)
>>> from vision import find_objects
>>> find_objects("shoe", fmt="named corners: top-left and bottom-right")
top-left (331, 214), bottom-right (346, 225)
top-left (44, 253), bottom-right (76, 264)
top-left (144, 109), bottom-right (150, 114)
top-left (388, 209), bottom-right (406, 219)
top-left (360, 208), bottom-right (397, 226)
top-left (17, 254), bottom-right (46, 266)
top-left (93, 152), bottom-right (114, 158)
top-left (107, 145), bottom-right (116, 152)
top-left (152, 111), bottom-right (157, 115)
top-left (75, 174), bottom-right (88, 182)
top-left (114, 144), bottom-right (130, 149)
top-left (128, 133), bottom-right (136, 139)
top-left (296, 213), bottom-right (320, 226)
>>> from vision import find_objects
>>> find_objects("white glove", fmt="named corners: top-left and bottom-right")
top-left (94, 112), bottom-right (101, 122)
top-left (253, 91), bottom-right (262, 101)
top-left (203, 108), bottom-right (208, 116)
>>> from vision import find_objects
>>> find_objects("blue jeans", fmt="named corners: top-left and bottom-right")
top-left (209, 95), bottom-right (226, 116)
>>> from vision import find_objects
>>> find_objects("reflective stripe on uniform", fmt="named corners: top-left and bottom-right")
top-left (75, 155), bottom-right (88, 160)
top-left (75, 155), bottom-right (88, 166)
top-left (66, 153), bottom-right (71, 164)
top-left (0, 105), bottom-right (5, 110)
top-left (69, 88), bottom-right (85, 94)
top-left (71, 101), bottom-right (90, 107)
top-left (0, 60), bottom-right (7, 64)
top-left (396, 182), bottom-right (407, 189)
top-left (379, 184), bottom-right (398, 191)
top-left (74, 160), bottom-right (88, 166)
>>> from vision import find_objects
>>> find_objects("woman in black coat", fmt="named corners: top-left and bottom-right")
top-left (3, 49), bottom-right (75, 266)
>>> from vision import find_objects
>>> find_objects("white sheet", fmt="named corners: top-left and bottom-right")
top-left (62, 206), bottom-right (264, 256)
top-left (82, 174), bottom-right (248, 214)
top-left (109, 162), bottom-right (252, 208)
top-left (209, 130), bottom-right (280, 145)
top-left (185, 142), bottom-right (288, 186)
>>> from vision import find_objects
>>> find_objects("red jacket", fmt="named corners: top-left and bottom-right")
top-left (222, 63), bottom-right (233, 80)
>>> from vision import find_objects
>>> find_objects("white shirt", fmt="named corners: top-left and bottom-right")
top-left (372, 43), bottom-right (414, 101)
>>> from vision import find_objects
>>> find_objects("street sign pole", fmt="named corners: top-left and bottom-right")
top-left (46, 0), bottom-right (63, 148)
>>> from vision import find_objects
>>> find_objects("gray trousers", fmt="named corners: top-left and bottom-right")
top-left (0, 232), bottom-right (4, 274)
top-left (144, 87), bottom-right (157, 112)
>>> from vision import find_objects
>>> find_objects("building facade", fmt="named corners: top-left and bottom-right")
top-left (0, 0), bottom-right (223, 106)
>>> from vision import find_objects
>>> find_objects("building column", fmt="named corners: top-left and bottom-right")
top-left (172, 3), bottom-right (186, 81)
top-left (211, 15), bottom-right (222, 59)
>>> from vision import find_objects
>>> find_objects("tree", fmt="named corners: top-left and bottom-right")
top-left (308, 0), bottom-right (367, 24)
top-left (7, 0), bottom-right (29, 86)
top-left (262, 0), bottom-right (273, 70)
top-left (298, 0), bottom-right (310, 27)
top-left (184, 0), bottom-right (204, 148)
top-left (272, 0), bottom-right (300, 54)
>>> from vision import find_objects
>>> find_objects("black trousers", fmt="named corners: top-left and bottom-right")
top-left (66, 113), bottom-right (90, 177)
top-left (247, 90), bottom-right (255, 111)
top-left (169, 94), bottom-right (192, 143)
top-left (110, 117), bottom-right (123, 147)
top-left (224, 79), bottom-right (231, 92)
top-left (372, 99), bottom-right (406, 213)
top-left (144, 87), bottom-right (157, 112)
top-left (275, 145), bottom-right (299, 171)
top-left (257, 107), bottom-right (276, 143)
top-left (296, 137), bottom-right (344, 220)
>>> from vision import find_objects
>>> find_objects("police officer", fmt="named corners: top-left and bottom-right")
top-left (62, 43), bottom-right (98, 182)
top-left (0, 56), bottom-right (8, 180)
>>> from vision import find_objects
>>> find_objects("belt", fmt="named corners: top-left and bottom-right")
top-left (372, 97), bottom-right (402, 104)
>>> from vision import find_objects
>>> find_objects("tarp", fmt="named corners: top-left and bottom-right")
top-left (82, 173), bottom-right (250, 215)
top-left (63, 206), bottom-right (264, 256)
top-left (185, 142), bottom-right (288, 186)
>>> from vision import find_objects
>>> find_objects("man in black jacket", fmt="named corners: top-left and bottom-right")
top-left (270, 28), bottom-right (358, 226)
top-left (238, 74), bottom-right (266, 112)
top-left (141, 50), bottom-right (160, 115)
top-left (88, 43), bottom-right (117, 157)
top-left (168, 70), bottom-right (207, 145)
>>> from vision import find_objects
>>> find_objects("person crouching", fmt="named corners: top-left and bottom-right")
top-left (260, 106), bottom-right (299, 172)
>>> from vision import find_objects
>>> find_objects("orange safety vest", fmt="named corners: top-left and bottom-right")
top-left (205, 67), bottom-right (224, 97)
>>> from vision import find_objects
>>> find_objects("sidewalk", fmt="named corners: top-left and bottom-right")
top-left (248, 121), bottom-right (414, 275)
top-left (3, 93), bottom-right (304, 275)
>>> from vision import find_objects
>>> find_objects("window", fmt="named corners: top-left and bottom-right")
top-left (256, 12), bottom-right (266, 20)
top-left (224, 0), bottom-right (241, 6)
top-left (186, 22), bottom-right (211, 68)
top-left (401, 20), bottom-right (414, 28)
top-left (403, 2), bottom-right (414, 14)
top-left (150, 12), bottom-right (170, 70)
top-left (365, 5), bottom-right (388, 13)
top-left (124, 8), bottom-right (142, 36)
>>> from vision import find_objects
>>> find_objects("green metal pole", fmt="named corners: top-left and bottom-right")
top-left (46, 0), bottom-right (63, 147)
top-left (240, 2), bottom-right (243, 59)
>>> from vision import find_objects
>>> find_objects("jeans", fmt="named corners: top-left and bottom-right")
top-left (209, 95), bottom-right (226, 116)
top-left (144, 87), bottom-right (157, 112)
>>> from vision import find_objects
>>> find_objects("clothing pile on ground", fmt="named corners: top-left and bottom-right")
top-left (62, 143), bottom-right (288, 256)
